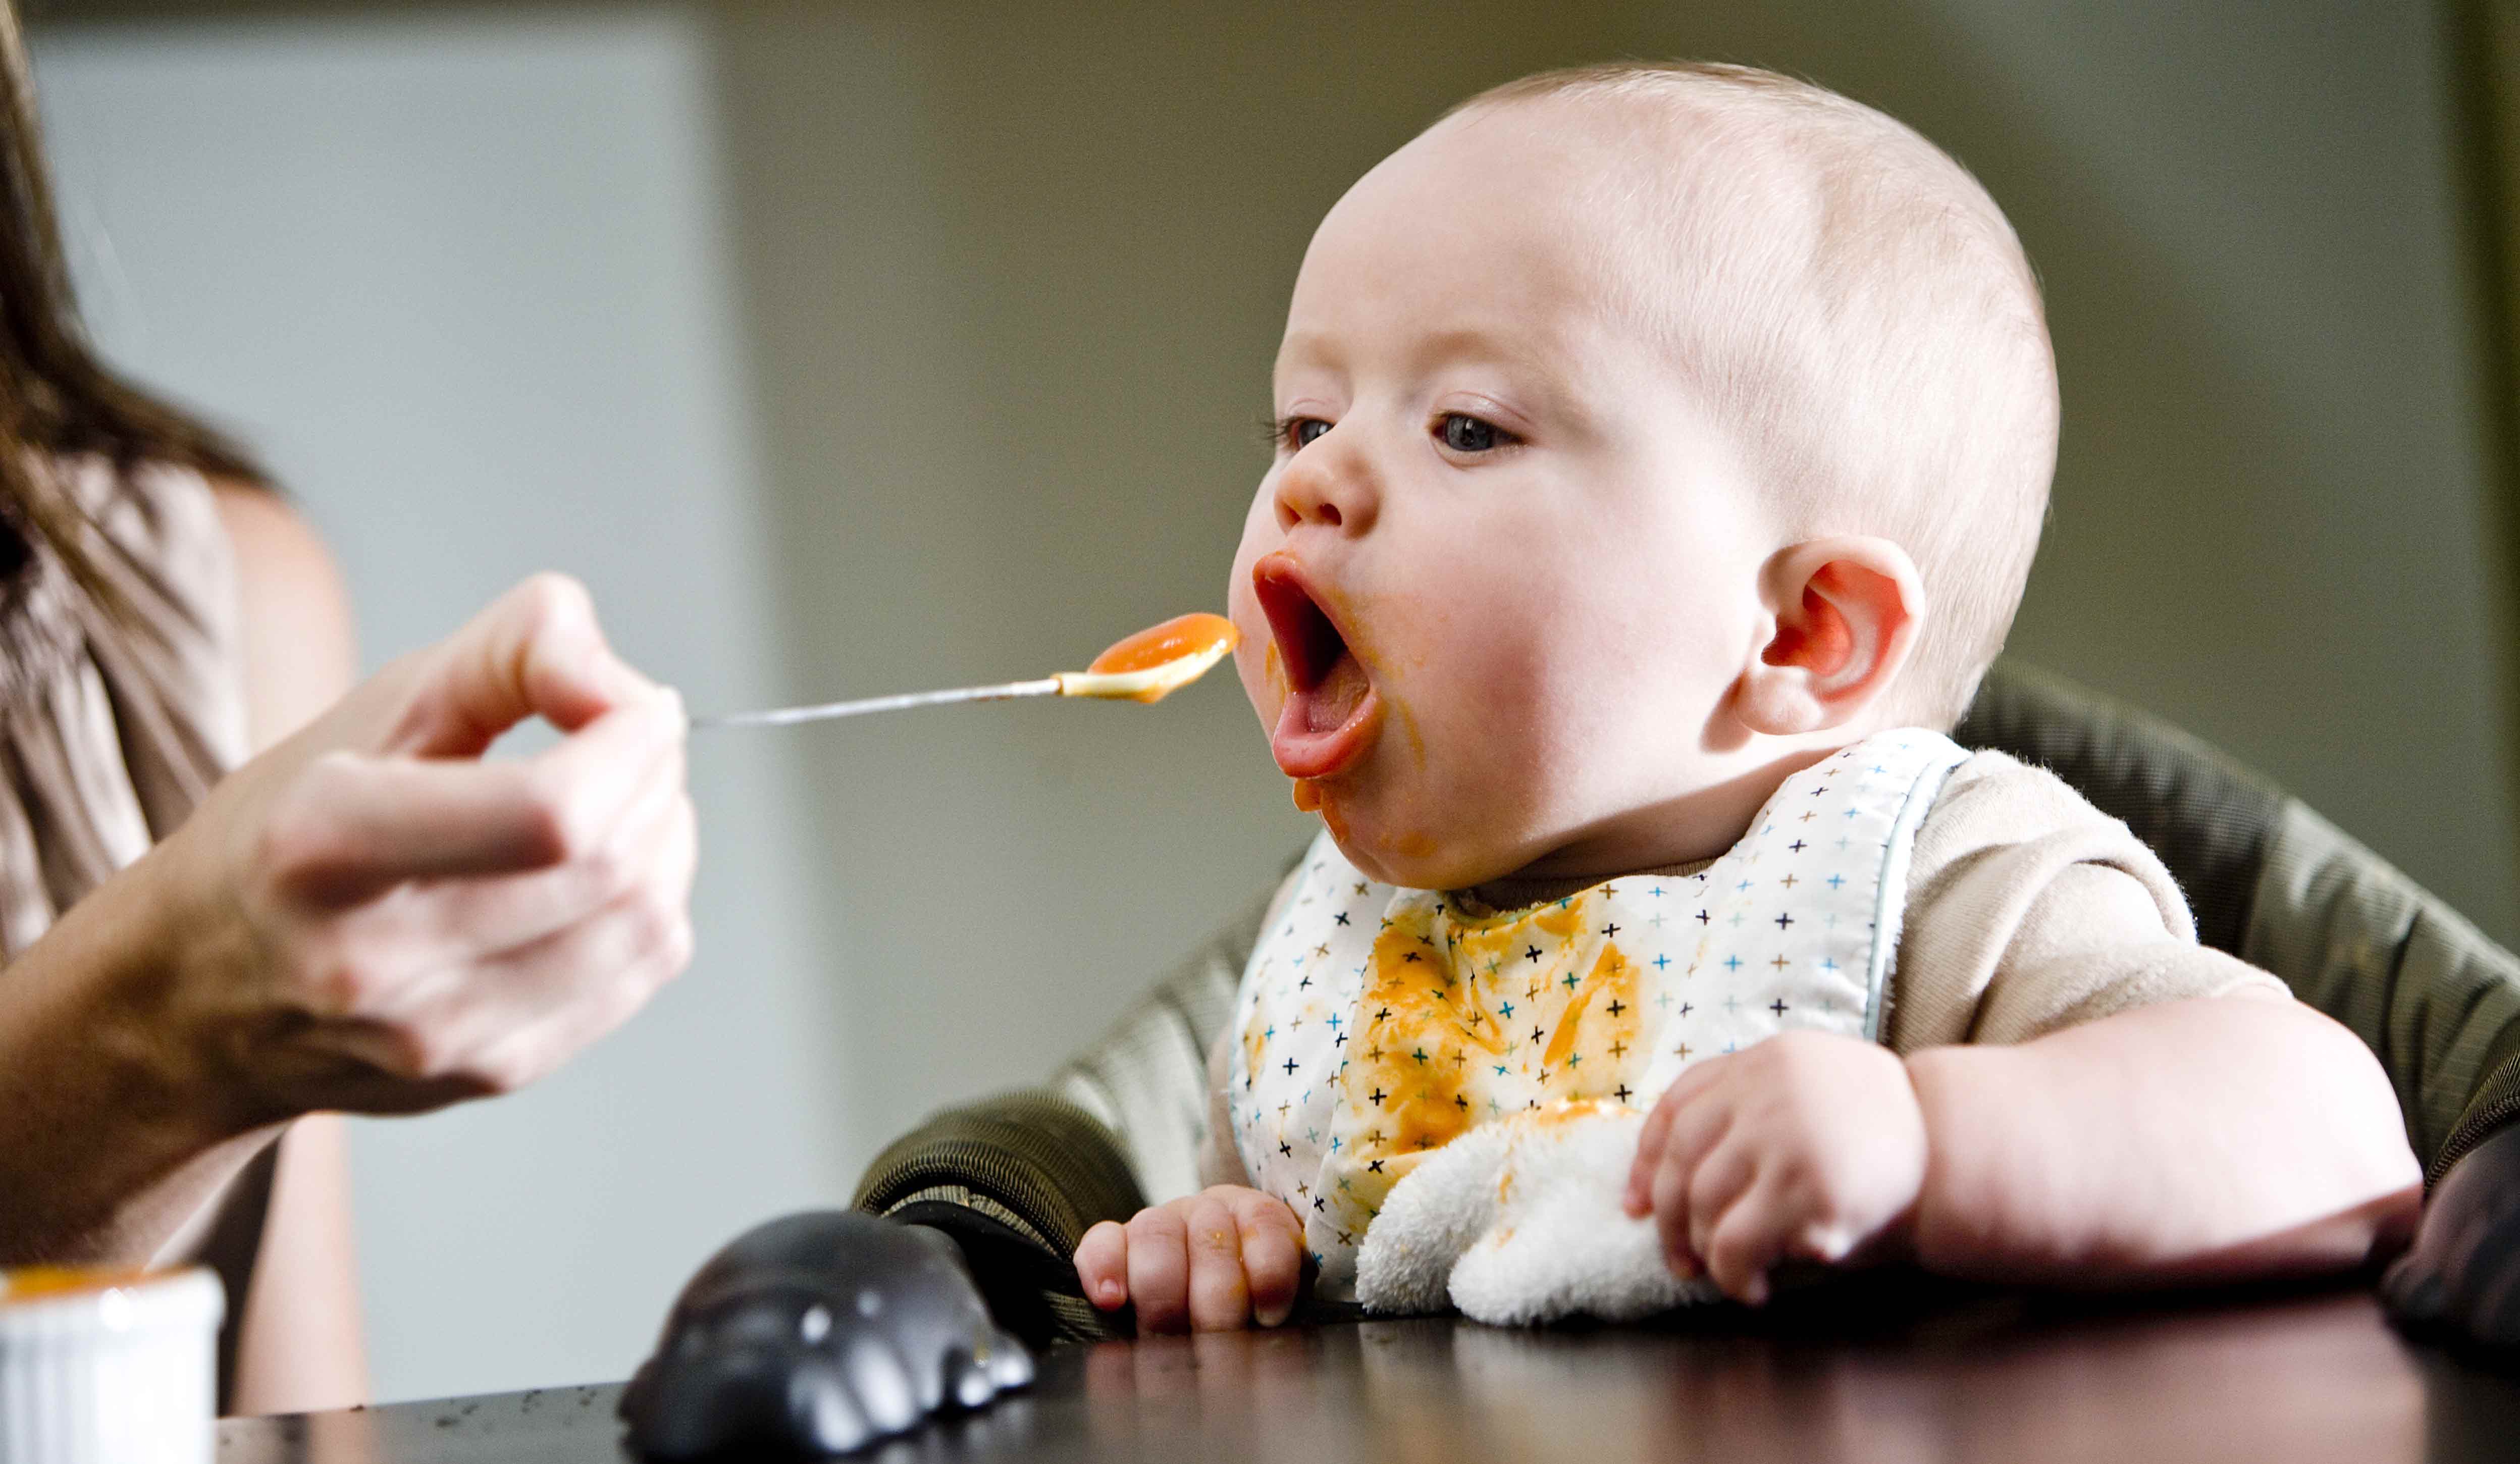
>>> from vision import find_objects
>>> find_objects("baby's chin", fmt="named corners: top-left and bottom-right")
top-left (1302, 780), bottom-right (1518, 891)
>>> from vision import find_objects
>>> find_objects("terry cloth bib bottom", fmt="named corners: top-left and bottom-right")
top-left (1229, 728), bottom-right (1970, 1302)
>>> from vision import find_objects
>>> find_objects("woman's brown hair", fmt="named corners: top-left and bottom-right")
top-left (0, 0), bottom-right (267, 597)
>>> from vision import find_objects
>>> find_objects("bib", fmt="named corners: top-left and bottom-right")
top-left (1228, 728), bottom-right (1969, 1299)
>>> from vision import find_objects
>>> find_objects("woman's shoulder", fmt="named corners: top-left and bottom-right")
top-left (205, 476), bottom-right (343, 619)
top-left (202, 477), bottom-right (355, 751)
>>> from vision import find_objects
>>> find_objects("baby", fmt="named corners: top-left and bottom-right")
top-left (1075, 62), bottom-right (2420, 1330)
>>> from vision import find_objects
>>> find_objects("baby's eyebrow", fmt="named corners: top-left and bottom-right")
top-left (1273, 327), bottom-right (1349, 378)
top-left (1273, 320), bottom-right (1592, 424)
top-left (1407, 324), bottom-right (1533, 363)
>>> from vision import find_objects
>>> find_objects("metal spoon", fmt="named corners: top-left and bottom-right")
top-left (691, 612), bottom-right (1239, 730)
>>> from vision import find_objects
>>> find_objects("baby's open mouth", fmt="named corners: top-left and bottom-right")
top-left (1253, 553), bottom-right (1380, 779)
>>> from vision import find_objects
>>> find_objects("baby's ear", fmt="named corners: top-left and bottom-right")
top-left (1734, 537), bottom-right (1923, 737)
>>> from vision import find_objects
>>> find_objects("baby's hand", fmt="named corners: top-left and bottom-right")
top-left (1074, 1186), bottom-right (1305, 1333)
top-left (1621, 1030), bottom-right (1926, 1304)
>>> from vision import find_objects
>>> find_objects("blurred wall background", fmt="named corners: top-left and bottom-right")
top-left (29, 6), bottom-right (851, 1403)
top-left (26, 0), bottom-right (2518, 1403)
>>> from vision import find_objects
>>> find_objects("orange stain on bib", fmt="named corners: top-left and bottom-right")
top-left (1326, 885), bottom-right (1658, 1224)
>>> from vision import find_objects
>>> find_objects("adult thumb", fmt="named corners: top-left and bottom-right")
top-left (390, 573), bottom-right (661, 757)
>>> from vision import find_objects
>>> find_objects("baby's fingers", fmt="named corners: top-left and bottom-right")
top-left (1124, 1207), bottom-right (1194, 1333)
top-left (1684, 1140), bottom-right (1758, 1269)
top-left (1231, 1192), bottom-right (1304, 1327)
top-left (1075, 1221), bottom-right (1130, 1311)
top-left (1627, 1091), bottom-right (1684, 1214)
top-left (1184, 1193), bottom-right (1252, 1332)
top-left (1704, 1179), bottom-right (1797, 1306)
top-left (1625, 1059), bottom-right (1731, 1215)
top-left (1645, 1146), bottom-right (1701, 1277)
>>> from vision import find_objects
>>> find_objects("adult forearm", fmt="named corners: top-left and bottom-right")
top-left (1903, 996), bottom-right (2420, 1283)
top-left (0, 847), bottom-right (265, 1264)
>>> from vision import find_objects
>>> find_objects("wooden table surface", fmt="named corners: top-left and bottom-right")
top-left (218, 1281), bottom-right (2520, 1463)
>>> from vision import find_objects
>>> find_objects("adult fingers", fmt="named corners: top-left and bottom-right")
top-left (390, 574), bottom-right (660, 758)
top-left (408, 750), bottom-right (690, 959)
top-left (450, 807), bottom-right (699, 1091)
top-left (456, 933), bottom-right (687, 1095)
top-left (355, 869), bottom-right (694, 1093)
top-left (1704, 1178), bottom-right (1797, 1306)
top-left (267, 693), bottom-right (682, 904)
top-left (1075, 1222), bottom-right (1131, 1311)
top-left (1124, 1207), bottom-right (1193, 1335)
top-left (1230, 1192), bottom-right (1303, 1327)
top-left (1183, 1192), bottom-right (1252, 1332)
top-left (316, 770), bottom-right (692, 1036)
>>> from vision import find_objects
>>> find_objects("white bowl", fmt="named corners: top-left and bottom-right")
top-left (0, 1266), bottom-right (223, 1464)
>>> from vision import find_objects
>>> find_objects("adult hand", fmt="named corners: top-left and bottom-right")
top-left (145, 571), bottom-right (696, 1126)
top-left (2383, 1124), bottom-right (2520, 1348)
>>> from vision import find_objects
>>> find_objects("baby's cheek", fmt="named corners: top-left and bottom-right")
top-left (1222, 560), bottom-right (1278, 724)
top-left (1229, 623), bottom-right (1284, 729)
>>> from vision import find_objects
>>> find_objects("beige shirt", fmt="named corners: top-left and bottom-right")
top-left (1197, 749), bottom-right (2285, 1189)
top-left (0, 457), bottom-right (263, 1328)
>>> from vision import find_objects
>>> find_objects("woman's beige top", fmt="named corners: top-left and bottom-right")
top-left (0, 456), bottom-right (247, 955)
top-left (0, 453), bottom-right (259, 1314)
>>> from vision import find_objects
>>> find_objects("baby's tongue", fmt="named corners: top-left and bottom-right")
top-left (1298, 651), bottom-right (1371, 733)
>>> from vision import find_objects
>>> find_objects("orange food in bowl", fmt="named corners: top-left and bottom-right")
top-left (0, 1265), bottom-right (153, 1302)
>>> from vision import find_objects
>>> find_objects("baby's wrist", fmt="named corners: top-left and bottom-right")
top-left (1897, 1043), bottom-right (2022, 1271)
top-left (1873, 1052), bottom-right (1933, 1259)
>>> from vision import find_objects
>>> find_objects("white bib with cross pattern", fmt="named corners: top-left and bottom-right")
top-left (1228, 728), bottom-right (1970, 1302)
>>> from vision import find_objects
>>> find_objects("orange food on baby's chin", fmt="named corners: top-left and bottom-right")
top-left (1088, 612), bottom-right (1238, 675)
top-left (1394, 832), bottom-right (1435, 859)
top-left (1291, 777), bottom-right (1352, 845)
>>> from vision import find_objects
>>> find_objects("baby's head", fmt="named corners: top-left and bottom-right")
top-left (1226, 63), bottom-right (2057, 890)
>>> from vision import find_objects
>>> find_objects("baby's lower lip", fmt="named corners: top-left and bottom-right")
top-left (1270, 654), bottom-right (1379, 778)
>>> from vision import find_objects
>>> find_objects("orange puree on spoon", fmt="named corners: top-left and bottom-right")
top-left (1055, 613), bottom-right (1239, 703)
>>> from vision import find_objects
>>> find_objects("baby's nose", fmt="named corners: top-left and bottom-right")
top-left (1275, 441), bottom-right (1379, 535)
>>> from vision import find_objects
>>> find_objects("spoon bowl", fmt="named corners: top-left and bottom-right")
top-left (1056, 612), bottom-right (1240, 703)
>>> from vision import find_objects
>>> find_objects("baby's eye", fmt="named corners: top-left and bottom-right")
top-left (1272, 416), bottom-right (1332, 453)
top-left (1436, 413), bottom-right (1510, 454)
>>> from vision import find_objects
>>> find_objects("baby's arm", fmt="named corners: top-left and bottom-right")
top-left (1627, 933), bottom-right (2420, 1305)
top-left (1623, 994), bottom-right (2418, 1299)
top-left (1074, 1187), bottom-right (1304, 1332)
top-left (1901, 989), bottom-right (2419, 1282)
top-left (1612, 821), bottom-right (2419, 1300)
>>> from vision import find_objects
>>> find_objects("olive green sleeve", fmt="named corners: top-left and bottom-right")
top-left (853, 1090), bottom-right (1147, 1345)
top-left (851, 874), bottom-right (1282, 1344)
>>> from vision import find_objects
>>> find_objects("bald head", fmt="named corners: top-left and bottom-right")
top-left (1439, 64), bottom-right (2057, 727)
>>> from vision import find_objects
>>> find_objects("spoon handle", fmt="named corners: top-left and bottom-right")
top-left (691, 676), bottom-right (1064, 730)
